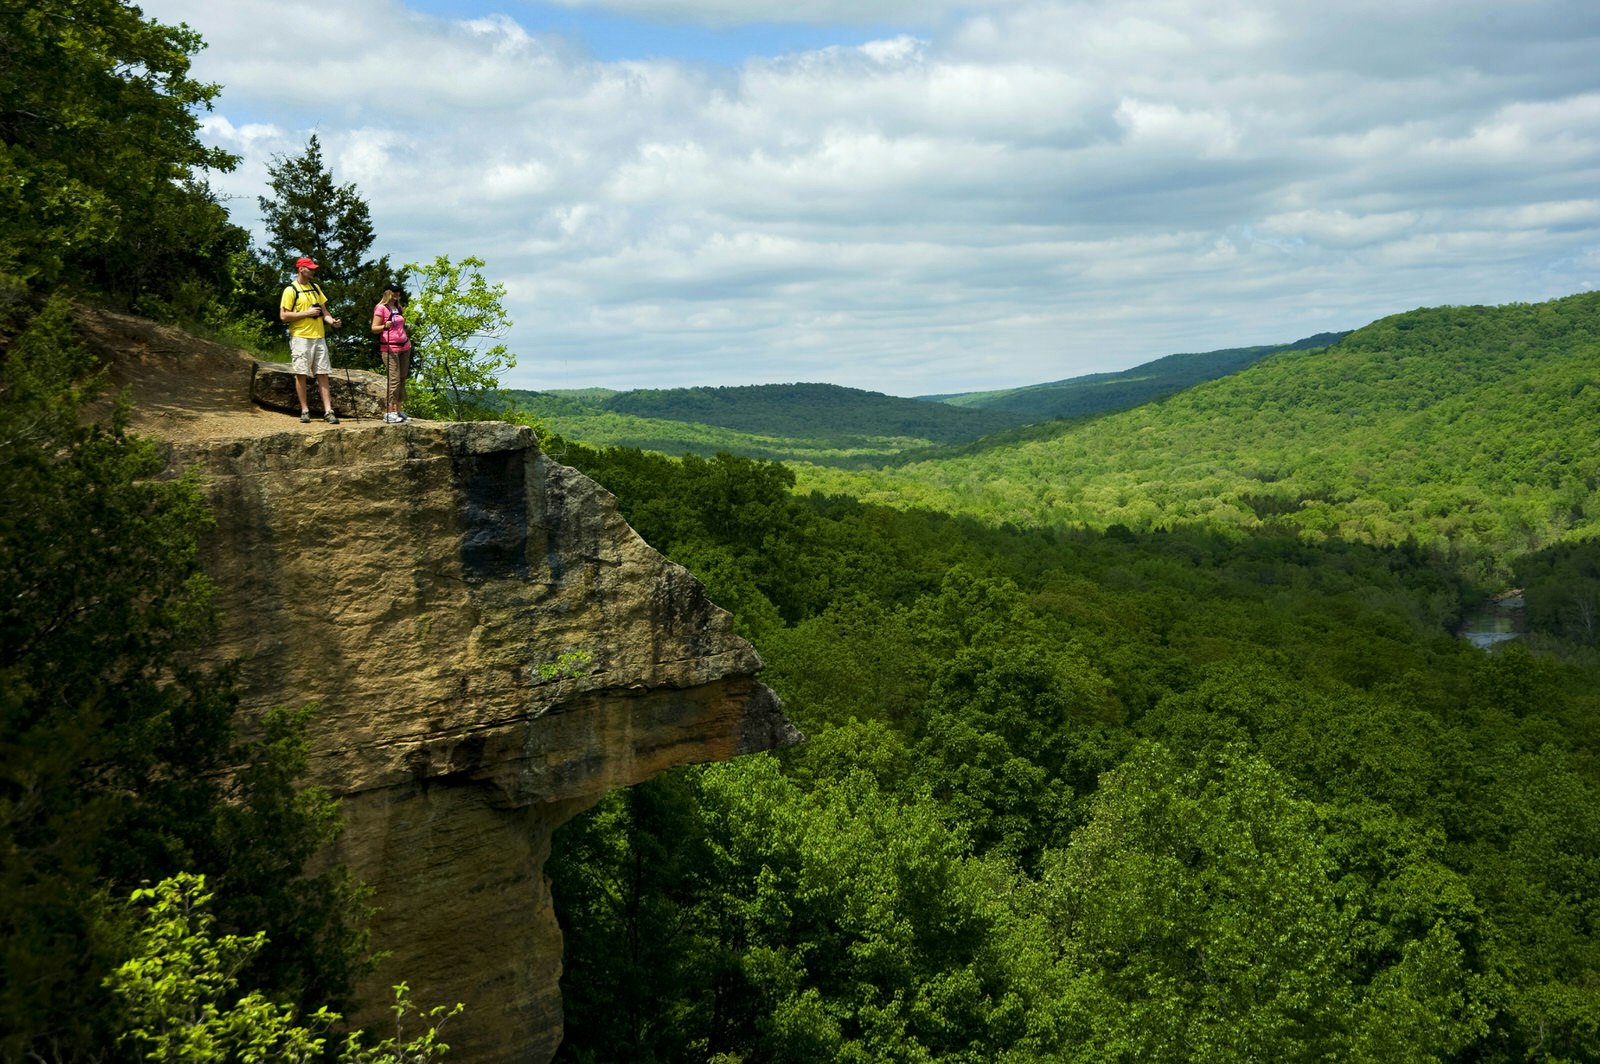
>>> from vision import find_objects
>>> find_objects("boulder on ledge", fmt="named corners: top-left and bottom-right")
top-left (252, 359), bottom-right (386, 419)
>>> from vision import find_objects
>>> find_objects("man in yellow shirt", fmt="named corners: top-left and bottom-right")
top-left (279, 256), bottom-right (344, 423)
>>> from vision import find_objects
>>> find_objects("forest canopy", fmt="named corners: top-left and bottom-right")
top-left (545, 436), bottom-right (1600, 1064)
top-left (795, 293), bottom-right (1600, 576)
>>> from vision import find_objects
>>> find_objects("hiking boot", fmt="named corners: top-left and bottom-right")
top-left (396, 412), bottom-right (409, 422)
top-left (324, 411), bottom-right (340, 425)
top-left (384, 411), bottom-right (402, 424)
top-left (299, 410), bottom-right (312, 423)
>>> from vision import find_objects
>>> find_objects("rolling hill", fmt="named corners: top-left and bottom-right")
top-left (511, 382), bottom-right (1032, 464)
top-left (795, 292), bottom-right (1600, 571)
top-left (925, 332), bottom-right (1349, 420)
top-left (513, 335), bottom-right (1347, 464)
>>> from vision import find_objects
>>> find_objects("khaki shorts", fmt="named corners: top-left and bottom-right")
top-left (290, 336), bottom-right (332, 376)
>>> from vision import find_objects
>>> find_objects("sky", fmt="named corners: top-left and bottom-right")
top-left (139, 0), bottom-right (1600, 396)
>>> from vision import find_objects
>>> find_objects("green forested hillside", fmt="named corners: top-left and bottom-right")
top-left (543, 296), bottom-right (1600, 1061)
top-left (511, 382), bottom-right (1030, 464)
top-left (546, 441), bottom-right (1600, 1064)
top-left (799, 294), bottom-right (1600, 570)
top-left (517, 336), bottom-right (1352, 466)
top-left (930, 331), bottom-right (1349, 420)
top-left (608, 382), bottom-right (1028, 439)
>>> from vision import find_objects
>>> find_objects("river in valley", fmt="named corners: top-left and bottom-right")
top-left (1456, 590), bottom-right (1525, 649)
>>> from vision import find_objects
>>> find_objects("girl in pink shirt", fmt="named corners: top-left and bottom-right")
top-left (371, 282), bottom-right (412, 423)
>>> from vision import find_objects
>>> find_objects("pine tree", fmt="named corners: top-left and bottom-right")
top-left (258, 135), bottom-right (399, 369)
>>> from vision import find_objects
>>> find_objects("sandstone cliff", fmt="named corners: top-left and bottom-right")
top-left (94, 311), bottom-right (800, 1063)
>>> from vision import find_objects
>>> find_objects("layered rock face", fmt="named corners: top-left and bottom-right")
top-left (164, 421), bottom-right (799, 1063)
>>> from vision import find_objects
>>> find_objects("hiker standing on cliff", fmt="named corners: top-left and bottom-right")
top-left (280, 256), bottom-right (344, 424)
top-left (371, 282), bottom-right (412, 424)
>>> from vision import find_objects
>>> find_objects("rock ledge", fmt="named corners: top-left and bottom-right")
top-left (168, 420), bottom-right (799, 1064)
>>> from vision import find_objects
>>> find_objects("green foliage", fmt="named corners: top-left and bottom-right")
top-left (535, 649), bottom-right (594, 683)
top-left (259, 135), bottom-right (401, 370)
top-left (547, 431), bottom-right (1600, 1064)
top-left (0, 294), bottom-right (368, 1060)
top-left (553, 760), bottom-right (1013, 1064)
top-left (548, 773), bottom-right (718, 1064)
top-left (109, 874), bottom-right (461, 1064)
top-left (1515, 539), bottom-right (1600, 646)
top-left (799, 292), bottom-right (1600, 573)
top-left (403, 255), bottom-right (514, 420)
top-left (513, 383), bottom-right (1027, 467)
top-left (1025, 743), bottom-right (1487, 1063)
top-left (914, 636), bottom-right (1118, 868)
top-left (110, 875), bottom-right (333, 1063)
top-left (0, 0), bottom-right (236, 294)
top-left (935, 332), bottom-right (1349, 421)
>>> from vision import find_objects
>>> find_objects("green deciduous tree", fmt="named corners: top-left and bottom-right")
top-left (109, 874), bottom-right (460, 1064)
top-left (402, 254), bottom-right (514, 420)
top-left (110, 875), bottom-right (338, 1063)
top-left (1515, 538), bottom-right (1600, 647)
top-left (694, 759), bottom-right (1008, 1064)
top-left (0, 0), bottom-right (241, 305)
top-left (915, 641), bottom-right (1119, 868)
top-left (553, 757), bottom-right (1018, 1064)
top-left (549, 772), bottom-right (718, 1064)
top-left (1026, 743), bottom-right (1486, 1064)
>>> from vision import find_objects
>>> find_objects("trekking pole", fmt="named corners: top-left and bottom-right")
top-left (330, 290), bottom-right (371, 422)
top-left (327, 302), bottom-right (360, 421)
top-left (343, 359), bottom-right (360, 420)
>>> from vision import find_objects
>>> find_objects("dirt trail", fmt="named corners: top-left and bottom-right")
top-left (77, 306), bottom-right (384, 443)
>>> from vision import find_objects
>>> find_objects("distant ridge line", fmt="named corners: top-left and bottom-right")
top-left (513, 329), bottom-right (1353, 466)
top-left (920, 332), bottom-right (1352, 419)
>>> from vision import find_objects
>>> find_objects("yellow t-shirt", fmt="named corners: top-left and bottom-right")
top-left (281, 282), bottom-right (328, 339)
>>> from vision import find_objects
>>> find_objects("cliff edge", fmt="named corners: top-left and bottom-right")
top-left (88, 308), bottom-right (801, 1063)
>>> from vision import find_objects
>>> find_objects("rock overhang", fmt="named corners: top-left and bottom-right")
top-left (162, 417), bottom-right (800, 1063)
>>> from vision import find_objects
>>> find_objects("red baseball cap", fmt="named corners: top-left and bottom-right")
top-left (295, 256), bottom-right (319, 270)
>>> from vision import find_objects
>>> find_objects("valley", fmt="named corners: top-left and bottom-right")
top-left (538, 290), bottom-right (1600, 1063)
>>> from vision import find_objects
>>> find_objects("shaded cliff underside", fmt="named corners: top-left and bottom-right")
top-left (87, 308), bottom-right (801, 1064)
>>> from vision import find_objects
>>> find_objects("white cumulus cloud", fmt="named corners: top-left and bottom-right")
top-left (140, 0), bottom-right (1600, 394)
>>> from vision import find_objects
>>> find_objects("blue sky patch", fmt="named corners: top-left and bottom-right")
top-left (403, 0), bottom-right (902, 65)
